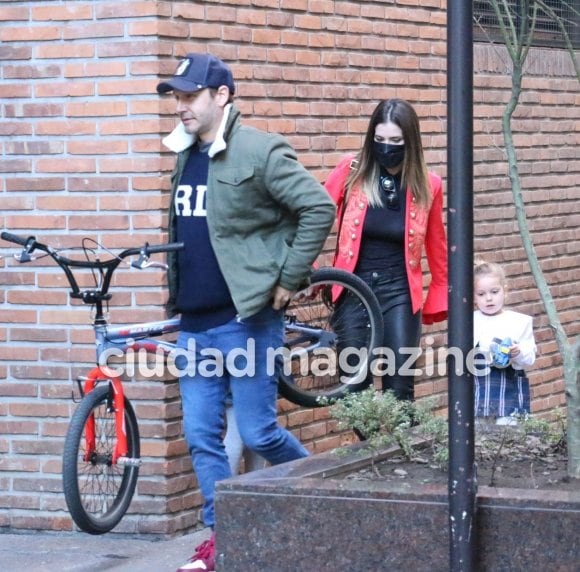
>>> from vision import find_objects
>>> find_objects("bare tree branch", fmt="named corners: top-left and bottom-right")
top-left (481, 0), bottom-right (580, 478)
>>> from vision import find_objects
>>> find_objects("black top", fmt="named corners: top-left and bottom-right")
top-left (354, 171), bottom-right (407, 273)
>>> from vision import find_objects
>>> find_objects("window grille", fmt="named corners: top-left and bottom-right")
top-left (474, 0), bottom-right (580, 49)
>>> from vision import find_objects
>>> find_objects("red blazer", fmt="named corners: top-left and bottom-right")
top-left (324, 155), bottom-right (448, 325)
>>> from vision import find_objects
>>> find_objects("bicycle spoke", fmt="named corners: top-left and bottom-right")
top-left (76, 402), bottom-right (124, 516)
top-left (278, 269), bottom-right (383, 407)
top-left (63, 385), bottom-right (140, 534)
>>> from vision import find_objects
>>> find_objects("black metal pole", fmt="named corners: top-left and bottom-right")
top-left (447, 1), bottom-right (476, 571)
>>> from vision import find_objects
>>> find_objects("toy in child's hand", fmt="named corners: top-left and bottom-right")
top-left (490, 337), bottom-right (512, 368)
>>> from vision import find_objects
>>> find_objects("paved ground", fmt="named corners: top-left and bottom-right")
top-left (0, 527), bottom-right (210, 572)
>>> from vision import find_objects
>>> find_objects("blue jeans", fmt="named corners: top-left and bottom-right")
top-left (177, 306), bottom-right (309, 527)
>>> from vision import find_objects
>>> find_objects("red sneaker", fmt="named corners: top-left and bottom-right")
top-left (176, 533), bottom-right (216, 572)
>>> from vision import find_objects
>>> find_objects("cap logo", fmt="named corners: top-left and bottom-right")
top-left (175, 59), bottom-right (190, 76)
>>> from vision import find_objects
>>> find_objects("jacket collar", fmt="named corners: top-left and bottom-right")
top-left (162, 103), bottom-right (234, 157)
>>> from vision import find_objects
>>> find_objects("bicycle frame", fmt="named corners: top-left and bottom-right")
top-left (79, 367), bottom-right (128, 463)
top-left (2, 231), bottom-right (383, 534)
top-left (84, 314), bottom-right (327, 465)
top-left (86, 309), bottom-right (336, 468)
top-left (0, 232), bottom-right (185, 469)
top-left (78, 318), bottom-right (181, 465)
top-left (1, 232), bottom-right (379, 472)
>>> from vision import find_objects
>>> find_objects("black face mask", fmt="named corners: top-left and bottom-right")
top-left (372, 141), bottom-right (405, 170)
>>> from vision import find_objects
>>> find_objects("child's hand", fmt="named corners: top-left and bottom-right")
top-left (490, 337), bottom-right (512, 368)
top-left (509, 343), bottom-right (521, 359)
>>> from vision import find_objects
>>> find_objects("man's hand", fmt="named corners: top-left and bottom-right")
top-left (271, 285), bottom-right (295, 310)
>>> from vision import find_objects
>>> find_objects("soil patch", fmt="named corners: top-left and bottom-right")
top-left (342, 425), bottom-right (579, 492)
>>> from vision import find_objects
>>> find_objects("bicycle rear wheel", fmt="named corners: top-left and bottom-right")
top-left (62, 384), bottom-right (140, 534)
top-left (278, 267), bottom-right (383, 408)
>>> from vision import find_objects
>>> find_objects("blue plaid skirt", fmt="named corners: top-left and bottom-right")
top-left (474, 364), bottom-right (530, 418)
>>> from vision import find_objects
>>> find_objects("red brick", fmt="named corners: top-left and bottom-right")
top-left (68, 176), bottom-right (129, 192)
top-left (0, 45), bottom-right (32, 62)
top-left (35, 82), bottom-right (95, 98)
top-left (0, 196), bottom-right (34, 210)
top-left (33, 4), bottom-right (93, 21)
top-left (98, 156), bottom-right (163, 172)
top-left (98, 40), bottom-right (169, 58)
top-left (98, 78), bottom-right (158, 95)
top-left (5, 141), bottom-right (64, 155)
top-left (10, 327), bottom-right (67, 343)
top-left (62, 21), bottom-right (124, 40)
top-left (0, 158), bottom-right (32, 173)
top-left (7, 291), bottom-right (67, 305)
top-left (36, 44), bottom-right (94, 59)
top-left (65, 61), bottom-right (127, 79)
top-left (97, 2), bottom-right (165, 19)
top-left (35, 157), bottom-right (96, 173)
top-left (0, 26), bottom-right (60, 42)
top-left (67, 140), bottom-right (128, 155)
top-left (0, 7), bottom-right (29, 21)
top-left (0, 421), bottom-right (39, 435)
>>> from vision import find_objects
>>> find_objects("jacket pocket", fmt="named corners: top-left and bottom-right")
top-left (215, 167), bottom-right (255, 187)
top-left (213, 166), bottom-right (277, 232)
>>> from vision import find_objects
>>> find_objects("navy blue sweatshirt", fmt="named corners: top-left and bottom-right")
top-left (174, 143), bottom-right (236, 332)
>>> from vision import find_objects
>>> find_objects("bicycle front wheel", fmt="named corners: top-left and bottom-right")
top-left (62, 384), bottom-right (140, 534)
top-left (278, 267), bottom-right (383, 408)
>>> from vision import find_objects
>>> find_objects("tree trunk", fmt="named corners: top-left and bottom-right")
top-left (500, 54), bottom-right (580, 478)
top-left (564, 338), bottom-right (580, 478)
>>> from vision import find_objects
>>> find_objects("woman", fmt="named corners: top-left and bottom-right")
top-left (325, 98), bottom-right (448, 401)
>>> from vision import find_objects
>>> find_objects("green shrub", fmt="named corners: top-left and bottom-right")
top-left (327, 387), bottom-right (448, 465)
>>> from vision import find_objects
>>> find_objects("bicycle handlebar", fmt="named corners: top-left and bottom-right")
top-left (1, 231), bottom-right (29, 247)
top-left (1, 231), bottom-right (183, 265)
top-left (1, 231), bottom-right (184, 303)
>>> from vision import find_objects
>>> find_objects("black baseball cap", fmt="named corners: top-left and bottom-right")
top-left (156, 53), bottom-right (235, 95)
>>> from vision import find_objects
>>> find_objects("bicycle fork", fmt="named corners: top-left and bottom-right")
top-left (77, 367), bottom-right (140, 467)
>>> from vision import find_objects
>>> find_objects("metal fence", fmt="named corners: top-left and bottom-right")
top-left (474, 0), bottom-right (580, 49)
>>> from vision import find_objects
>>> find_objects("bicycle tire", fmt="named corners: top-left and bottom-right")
top-left (62, 384), bottom-right (140, 534)
top-left (278, 267), bottom-right (383, 408)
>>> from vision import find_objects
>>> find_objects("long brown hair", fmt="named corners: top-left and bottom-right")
top-left (345, 98), bottom-right (430, 207)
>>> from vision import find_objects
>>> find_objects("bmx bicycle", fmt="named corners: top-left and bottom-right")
top-left (1, 231), bottom-right (382, 534)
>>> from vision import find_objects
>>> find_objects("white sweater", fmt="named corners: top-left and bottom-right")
top-left (473, 309), bottom-right (536, 370)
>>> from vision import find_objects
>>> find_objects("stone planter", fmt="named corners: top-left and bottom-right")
top-left (215, 443), bottom-right (580, 571)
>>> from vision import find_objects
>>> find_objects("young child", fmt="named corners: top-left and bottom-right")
top-left (473, 261), bottom-right (537, 424)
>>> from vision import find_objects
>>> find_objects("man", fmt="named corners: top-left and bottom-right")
top-left (157, 53), bottom-right (335, 572)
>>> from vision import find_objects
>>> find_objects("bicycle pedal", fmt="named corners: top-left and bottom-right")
top-left (116, 456), bottom-right (142, 467)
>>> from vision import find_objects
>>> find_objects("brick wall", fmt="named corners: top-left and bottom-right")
top-left (472, 43), bottom-right (579, 412)
top-left (1, 1), bottom-right (183, 536)
top-left (1, 0), bottom-right (578, 535)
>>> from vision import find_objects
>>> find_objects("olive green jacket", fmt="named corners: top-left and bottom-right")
top-left (165, 104), bottom-right (335, 319)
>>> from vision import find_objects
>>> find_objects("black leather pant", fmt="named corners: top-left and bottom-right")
top-left (337, 267), bottom-right (422, 401)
